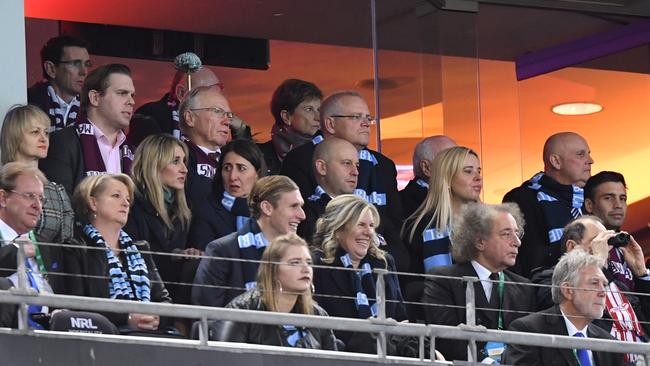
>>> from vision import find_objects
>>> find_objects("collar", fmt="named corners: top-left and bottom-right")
top-left (197, 145), bottom-right (220, 156)
top-left (88, 120), bottom-right (127, 147)
top-left (471, 260), bottom-right (492, 281)
top-left (0, 217), bottom-right (20, 242)
top-left (560, 308), bottom-right (589, 337)
top-left (48, 84), bottom-right (73, 107)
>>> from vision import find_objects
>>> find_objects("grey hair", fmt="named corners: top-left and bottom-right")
top-left (178, 85), bottom-right (214, 126)
top-left (319, 90), bottom-right (364, 124)
top-left (451, 202), bottom-right (524, 263)
top-left (559, 215), bottom-right (603, 253)
top-left (412, 135), bottom-right (456, 178)
top-left (551, 249), bottom-right (603, 304)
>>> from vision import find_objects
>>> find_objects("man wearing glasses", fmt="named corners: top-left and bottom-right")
top-left (178, 86), bottom-right (234, 202)
top-left (280, 90), bottom-right (409, 272)
top-left (28, 36), bottom-right (91, 131)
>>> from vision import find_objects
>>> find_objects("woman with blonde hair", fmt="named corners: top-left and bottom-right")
top-left (400, 146), bottom-right (482, 320)
top-left (221, 233), bottom-right (336, 349)
top-left (0, 104), bottom-right (74, 293)
top-left (67, 174), bottom-right (171, 330)
top-left (125, 133), bottom-right (197, 305)
top-left (311, 194), bottom-right (406, 353)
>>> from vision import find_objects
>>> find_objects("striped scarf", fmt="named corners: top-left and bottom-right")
top-left (421, 225), bottom-right (452, 272)
top-left (165, 94), bottom-right (182, 139)
top-left (237, 220), bottom-right (269, 291)
top-left (527, 172), bottom-right (583, 245)
top-left (76, 120), bottom-right (134, 177)
top-left (83, 224), bottom-right (151, 302)
top-left (605, 281), bottom-right (646, 363)
top-left (336, 250), bottom-right (378, 319)
top-left (221, 190), bottom-right (251, 230)
top-left (46, 84), bottom-right (80, 131)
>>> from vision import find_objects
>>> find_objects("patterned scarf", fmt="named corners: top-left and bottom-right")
top-left (271, 123), bottom-right (313, 162)
top-left (527, 172), bottom-right (583, 245)
top-left (83, 224), bottom-right (151, 302)
top-left (605, 281), bottom-right (646, 363)
top-left (281, 324), bottom-right (312, 347)
top-left (165, 94), bottom-right (182, 139)
top-left (221, 190), bottom-right (251, 230)
top-left (308, 185), bottom-right (329, 203)
top-left (415, 178), bottom-right (429, 189)
top-left (608, 248), bottom-right (635, 291)
top-left (336, 249), bottom-right (378, 319)
top-left (237, 220), bottom-right (269, 291)
top-left (422, 225), bottom-right (452, 272)
top-left (46, 84), bottom-right (80, 130)
top-left (76, 120), bottom-right (134, 176)
top-left (182, 136), bottom-right (217, 179)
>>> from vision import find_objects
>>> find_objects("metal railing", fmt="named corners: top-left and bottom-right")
top-left (3, 239), bottom-right (650, 364)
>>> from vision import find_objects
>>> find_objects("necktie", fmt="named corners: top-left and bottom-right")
top-left (573, 332), bottom-right (592, 366)
top-left (488, 272), bottom-right (499, 303)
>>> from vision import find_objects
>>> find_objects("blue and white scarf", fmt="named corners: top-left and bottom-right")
top-left (337, 250), bottom-right (378, 319)
top-left (421, 226), bottom-right (452, 272)
top-left (237, 220), bottom-right (269, 290)
top-left (281, 324), bottom-right (312, 347)
top-left (221, 191), bottom-right (251, 230)
top-left (83, 224), bottom-right (151, 302)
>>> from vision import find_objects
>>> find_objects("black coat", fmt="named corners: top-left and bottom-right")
top-left (186, 185), bottom-right (238, 251)
top-left (281, 141), bottom-right (410, 273)
top-left (399, 178), bottom-right (427, 221)
top-left (39, 125), bottom-right (85, 196)
top-left (296, 194), bottom-right (330, 241)
top-left (0, 237), bottom-right (67, 295)
top-left (312, 250), bottom-right (407, 353)
top-left (257, 140), bottom-right (282, 176)
top-left (423, 262), bottom-right (535, 362)
top-left (123, 193), bottom-right (194, 304)
top-left (132, 95), bottom-right (174, 139)
top-left (502, 305), bottom-right (623, 366)
top-left (217, 289), bottom-right (338, 350)
top-left (64, 228), bottom-right (172, 326)
top-left (192, 221), bottom-right (263, 307)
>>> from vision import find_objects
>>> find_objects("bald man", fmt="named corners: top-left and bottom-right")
top-left (503, 132), bottom-right (594, 277)
top-left (297, 138), bottom-right (359, 239)
top-left (400, 135), bottom-right (456, 220)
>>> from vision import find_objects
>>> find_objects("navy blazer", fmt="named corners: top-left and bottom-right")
top-left (502, 305), bottom-right (623, 366)
top-left (423, 262), bottom-right (535, 362)
top-left (186, 185), bottom-right (238, 251)
top-left (312, 250), bottom-right (407, 352)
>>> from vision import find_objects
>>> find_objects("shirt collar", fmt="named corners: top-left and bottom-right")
top-left (197, 145), bottom-right (220, 156)
top-left (560, 308), bottom-right (589, 337)
top-left (88, 120), bottom-right (126, 147)
top-left (0, 217), bottom-right (20, 242)
top-left (471, 260), bottom-right (492, 281)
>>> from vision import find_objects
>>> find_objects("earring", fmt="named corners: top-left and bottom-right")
top-left (276, 280), bottom-right (283, 293)
top-left (311, 283), bottom-right (315, 294)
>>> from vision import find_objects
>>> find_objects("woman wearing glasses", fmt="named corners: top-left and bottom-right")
top-left (187, 139), bottom-right (266, 250)
top-left (401, 146), bottom-right (483, 321)
top-left (0, 104), bottom-right (74, 293)
top-left (218, 233), bottom-right (337, 349)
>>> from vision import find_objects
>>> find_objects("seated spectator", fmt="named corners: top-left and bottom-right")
top-left (220, 233), bottom-right (337, 349)
top-left (27, 36), bottom-right (90, 130)
top-left (1, 105), bottom-right (74, 254)
top-left (192, 175), bottom-right (305, 307)
top-left (312, 194), bottom-right (407, 354)
top-left (297, 137), bottom-right (359, 240)
top-left (502, 250), bottom-right (623, 366)
top-left (423, 202), bottom-right (534, 363)
top-left (39, 63), bottom-right (136, 196)
top-left (401, 146), bottom-right (482, 321)
top-left (66, 174), bottom-right (171, 330)
top-left (0, 162), bottom-right (54, 328)
top-left (187, 139), bottom-right (267, 249)
top-left (125, 134), bottom-right (198, 306)
top-left (400, 135), bottom-right (456, 220)
top-left (258, 79), bottom-right (323, 175)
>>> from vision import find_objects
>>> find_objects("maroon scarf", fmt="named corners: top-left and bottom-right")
top-left (46, 84), bottom-right (80, 130)
top-left (181, 136), bottom-right (217, 179)
top-left (76, 120), bottom-right (133, 176)
top-left (165, 94), bottom-right (182, 139)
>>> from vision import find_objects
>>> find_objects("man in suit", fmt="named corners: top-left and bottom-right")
top-left (192, 176), bottom-right (305, 307)
top-left (297, 137), bottom-right (358, 240)
top-left (280, 90), bottom-right (408, 271)
top-left (503, 132), bottom-right (594, 277)
top-left (400, 135), bottom-right (456, 220)
top-left (39, 64), bottom-right (136, 196)
top-left (502, 250), bottom-right (623, 366)
top-left (423, 202), bottom-right (535, 362)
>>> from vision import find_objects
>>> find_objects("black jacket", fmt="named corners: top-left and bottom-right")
top-left (312, 250), bottom-right (407, 353)
top-left (39, 125), bottom-right (85, 196)
top-left (399, 178), bottom-right (427, 221)
top-left (217, 289), bottom-right (337, 350)
top-left (423, 262), bottom-right (535, 362)
top-left (186, 185), bottom-right (238, 251)
top-left (502, 305), bottom-right (623, 366)
top-left (64, 228), bottom-right (172, 326)
top-left (257, 140), bottom-right (282, 176)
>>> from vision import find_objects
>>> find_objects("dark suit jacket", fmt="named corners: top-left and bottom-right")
top-left (39, 125), bottom-right (85, 196)
top-left (0, 277), bottom-right (17, 328)
top-left (296, 194), bottom-right (330, 241)
top-left (312, 250), bottom-right (407, 352)
top-left (399, 178), bottom-right (427, 221)
top-left (423, 262), bottom-right (535, 362)
top-left (186, 185), bottom-right (238, 251)
top-left (192, 221), bottom-right (263, 307)
top-left (281, 140), bottom-right (410, 273)
top-left (502, 305), bottom-right (623, 366)
top-left (257, 140), bottom-right (282, 176)
top-left (0, 237), bottom-right (67, 295)
top-left (133, 95), bottom-right (174, 138)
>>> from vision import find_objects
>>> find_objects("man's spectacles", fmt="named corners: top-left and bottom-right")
top-left (331, 114), bottom-right (376, 125)
top-left (190, 107), bottom-right (235, 120)
top-left (498, 229), bottom-right (524, 241)
top-left (10, 190), bottom-right (47, 205)
top-left (57, 59), bottom-right (93, 69)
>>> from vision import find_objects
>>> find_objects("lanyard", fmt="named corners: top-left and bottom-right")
top-left (496, 272), bottom-right (505, 330)
top-left (28, 231), bottom-right (47, 275)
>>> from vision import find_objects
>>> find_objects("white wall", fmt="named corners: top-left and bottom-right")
top-left (0, 0), bottom-right (27, 118)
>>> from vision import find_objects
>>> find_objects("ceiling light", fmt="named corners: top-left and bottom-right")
top-left (552, 102), bottom-right (603, 116)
